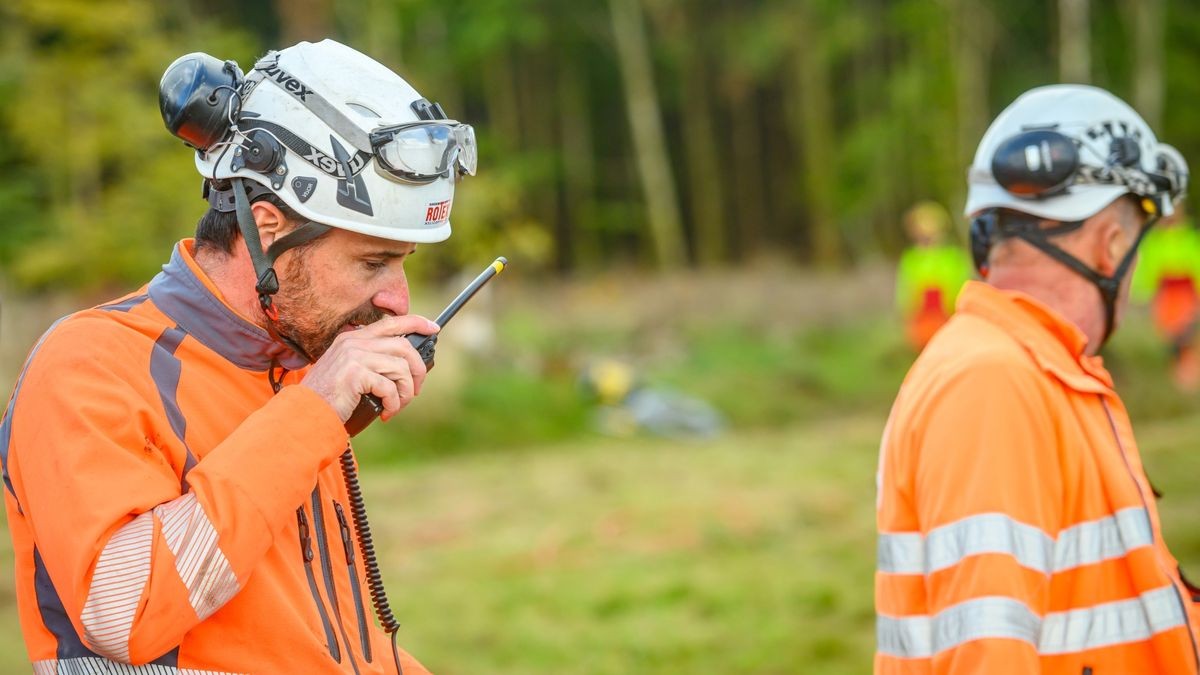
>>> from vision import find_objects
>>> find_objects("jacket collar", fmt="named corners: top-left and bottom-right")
top-left (147, 239), bottom-right (308, 371)
top-left (956, 280), bottom-right (1114, 394)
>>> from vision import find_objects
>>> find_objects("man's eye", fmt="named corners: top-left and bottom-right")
top-left (363, 260), bottom-right (387, 272)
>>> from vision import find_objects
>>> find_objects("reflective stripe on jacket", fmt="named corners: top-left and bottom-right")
top-left (0, 240), bottom-right (429, 674)
top-left (876, 281), bottom-right (1200, 674)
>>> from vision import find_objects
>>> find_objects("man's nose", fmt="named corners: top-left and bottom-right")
top-left (371, 273), bottom-right (410, 316)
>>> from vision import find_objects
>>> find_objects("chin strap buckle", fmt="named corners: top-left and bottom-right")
top-left (255, 267), bottom-right (280, 321)
top-left (256, 267), bottom-right (279, 296)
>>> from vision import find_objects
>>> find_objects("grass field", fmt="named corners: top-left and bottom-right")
top-left (1, 411), bottom-right (1198, 674)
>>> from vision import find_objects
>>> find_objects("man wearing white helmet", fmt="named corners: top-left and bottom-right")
top-left (0, 40), bottom-right (476, 673)
top-left (876, 84), bottom-right (1196, 674)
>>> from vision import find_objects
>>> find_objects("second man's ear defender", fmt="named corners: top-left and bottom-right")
top-left (969, 211), bottom-right (997, 278)
top-left (990, 129), bottom-right (1081, 198)
top-left (989, 128), bottom-right (1147, 200)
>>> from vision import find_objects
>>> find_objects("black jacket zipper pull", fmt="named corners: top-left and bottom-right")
top-left (297, 507), bottom-right (315, 562)
top-left (334, 502), bottom-right (355, 562)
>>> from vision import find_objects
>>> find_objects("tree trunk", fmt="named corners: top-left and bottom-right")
top-left (1058, 0), bottom-right (1091, 83)
top-left (1122, 0), bottom-right (1165, 129)
top-left (521, 49), bottom-right (567, 272)
top-left (607, 0), bottom-right (687, 269)
top-left (674, 6), bottom-right (727, 266)
top-left (558, 54), bottom-right (599, 271)
top-left (337, 0), bottom-right (400, 69)
top-left (789, 2), bottom-right (841, 265)
top-left (273, 0), bottom-right (334, 44)
top-left (856, 0), bottom-right (903, 254)
top-left (415, 9), bottom-right (463, 119)
top-left (480, 47), bottom-right (522, 153)
top-left (948, 0), bottom-right (993, 213)
top-left (726, 81), bottom-right (766, 261)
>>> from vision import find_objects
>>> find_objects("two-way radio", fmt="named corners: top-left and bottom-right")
top-left (344, 255), bottom-right (508, 435)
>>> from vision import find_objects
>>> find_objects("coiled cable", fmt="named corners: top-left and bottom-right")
top-left (339, 447), bottom-right (404, 674)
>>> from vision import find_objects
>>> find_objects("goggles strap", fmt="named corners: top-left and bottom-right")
top-left (246, 52), bottom-right (373, 154)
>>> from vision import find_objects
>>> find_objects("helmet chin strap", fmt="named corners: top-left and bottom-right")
top-left (1007, 214), bottom-right (1157, 348)
top-left (230, 177), bottom-right (331, 364)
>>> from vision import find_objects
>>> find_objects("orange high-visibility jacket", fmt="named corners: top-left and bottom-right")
top-left (0, 240), bottom-right (430, 674)
top-left (876, 281), bottom-right (1200, 674)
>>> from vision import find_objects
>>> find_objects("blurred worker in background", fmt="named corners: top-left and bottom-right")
top-left (1133, 204), bottom-right (1200, 391)
top-left (579, 358), bottom-right (725, 439)
top-left (895, 200), bottom-right (973, 351)
top-left (875, 85), bottom-right (1196, 673)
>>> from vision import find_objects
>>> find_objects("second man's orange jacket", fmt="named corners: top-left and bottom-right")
top-left (876, 281), bottom-right (1200, 674)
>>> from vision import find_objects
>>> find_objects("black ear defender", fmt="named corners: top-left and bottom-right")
top-left (991, 129), bottom-right (1081, 198)
top-left (991, 127), bottom-right (1157, 201)
top-left (969, 210), bottom-right (998, 278)
top-left (161, 53), bottom-right (288, 188)
top-left (159, 53), bottom-right (244, 151)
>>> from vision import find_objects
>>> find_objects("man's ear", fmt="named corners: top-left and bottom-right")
top-left (249, 201), bottom-right (290, 251)
top-left (1093, 202), bottom-right (1137, 276)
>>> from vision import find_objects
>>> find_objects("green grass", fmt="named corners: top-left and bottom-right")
top-left (317, 417), bottom-right (884, 675)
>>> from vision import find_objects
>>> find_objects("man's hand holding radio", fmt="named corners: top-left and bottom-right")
top-left (301, 315), bottom-right (440, 422)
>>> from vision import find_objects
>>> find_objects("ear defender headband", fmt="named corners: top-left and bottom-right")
top-left (968, 126), bottom-right (1180, 346)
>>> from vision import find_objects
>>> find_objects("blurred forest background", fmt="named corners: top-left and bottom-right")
top-left (2, 0), bottom-right (1199, 285)
top-left (4, 1), bottom-right (1200, 674)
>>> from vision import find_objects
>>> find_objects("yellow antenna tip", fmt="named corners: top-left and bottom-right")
top-left (491, 257), bottom-right (508, 274)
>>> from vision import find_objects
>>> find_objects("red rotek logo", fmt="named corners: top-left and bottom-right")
top-left (425, 199), bottom-right (452, 224)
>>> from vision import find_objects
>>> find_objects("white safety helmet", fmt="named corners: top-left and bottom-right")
top-left (965, 84), bottom-right (1186, 222)
top-left (189, 39), bottom-right (475, 243)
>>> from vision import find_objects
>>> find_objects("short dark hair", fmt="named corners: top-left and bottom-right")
top-left (194, 192), bottom-right (304, 255)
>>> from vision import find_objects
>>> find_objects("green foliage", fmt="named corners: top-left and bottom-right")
top-left (4, 1), bottom-right (1199, 288)
top-left (0, 0), bottom-right (258, 289)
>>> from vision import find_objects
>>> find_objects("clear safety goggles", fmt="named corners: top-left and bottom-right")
top-left (369, 120), bottom-right (477, 185)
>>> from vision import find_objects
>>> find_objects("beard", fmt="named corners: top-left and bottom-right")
top-left (271, 254), bottom-right (385, 362)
